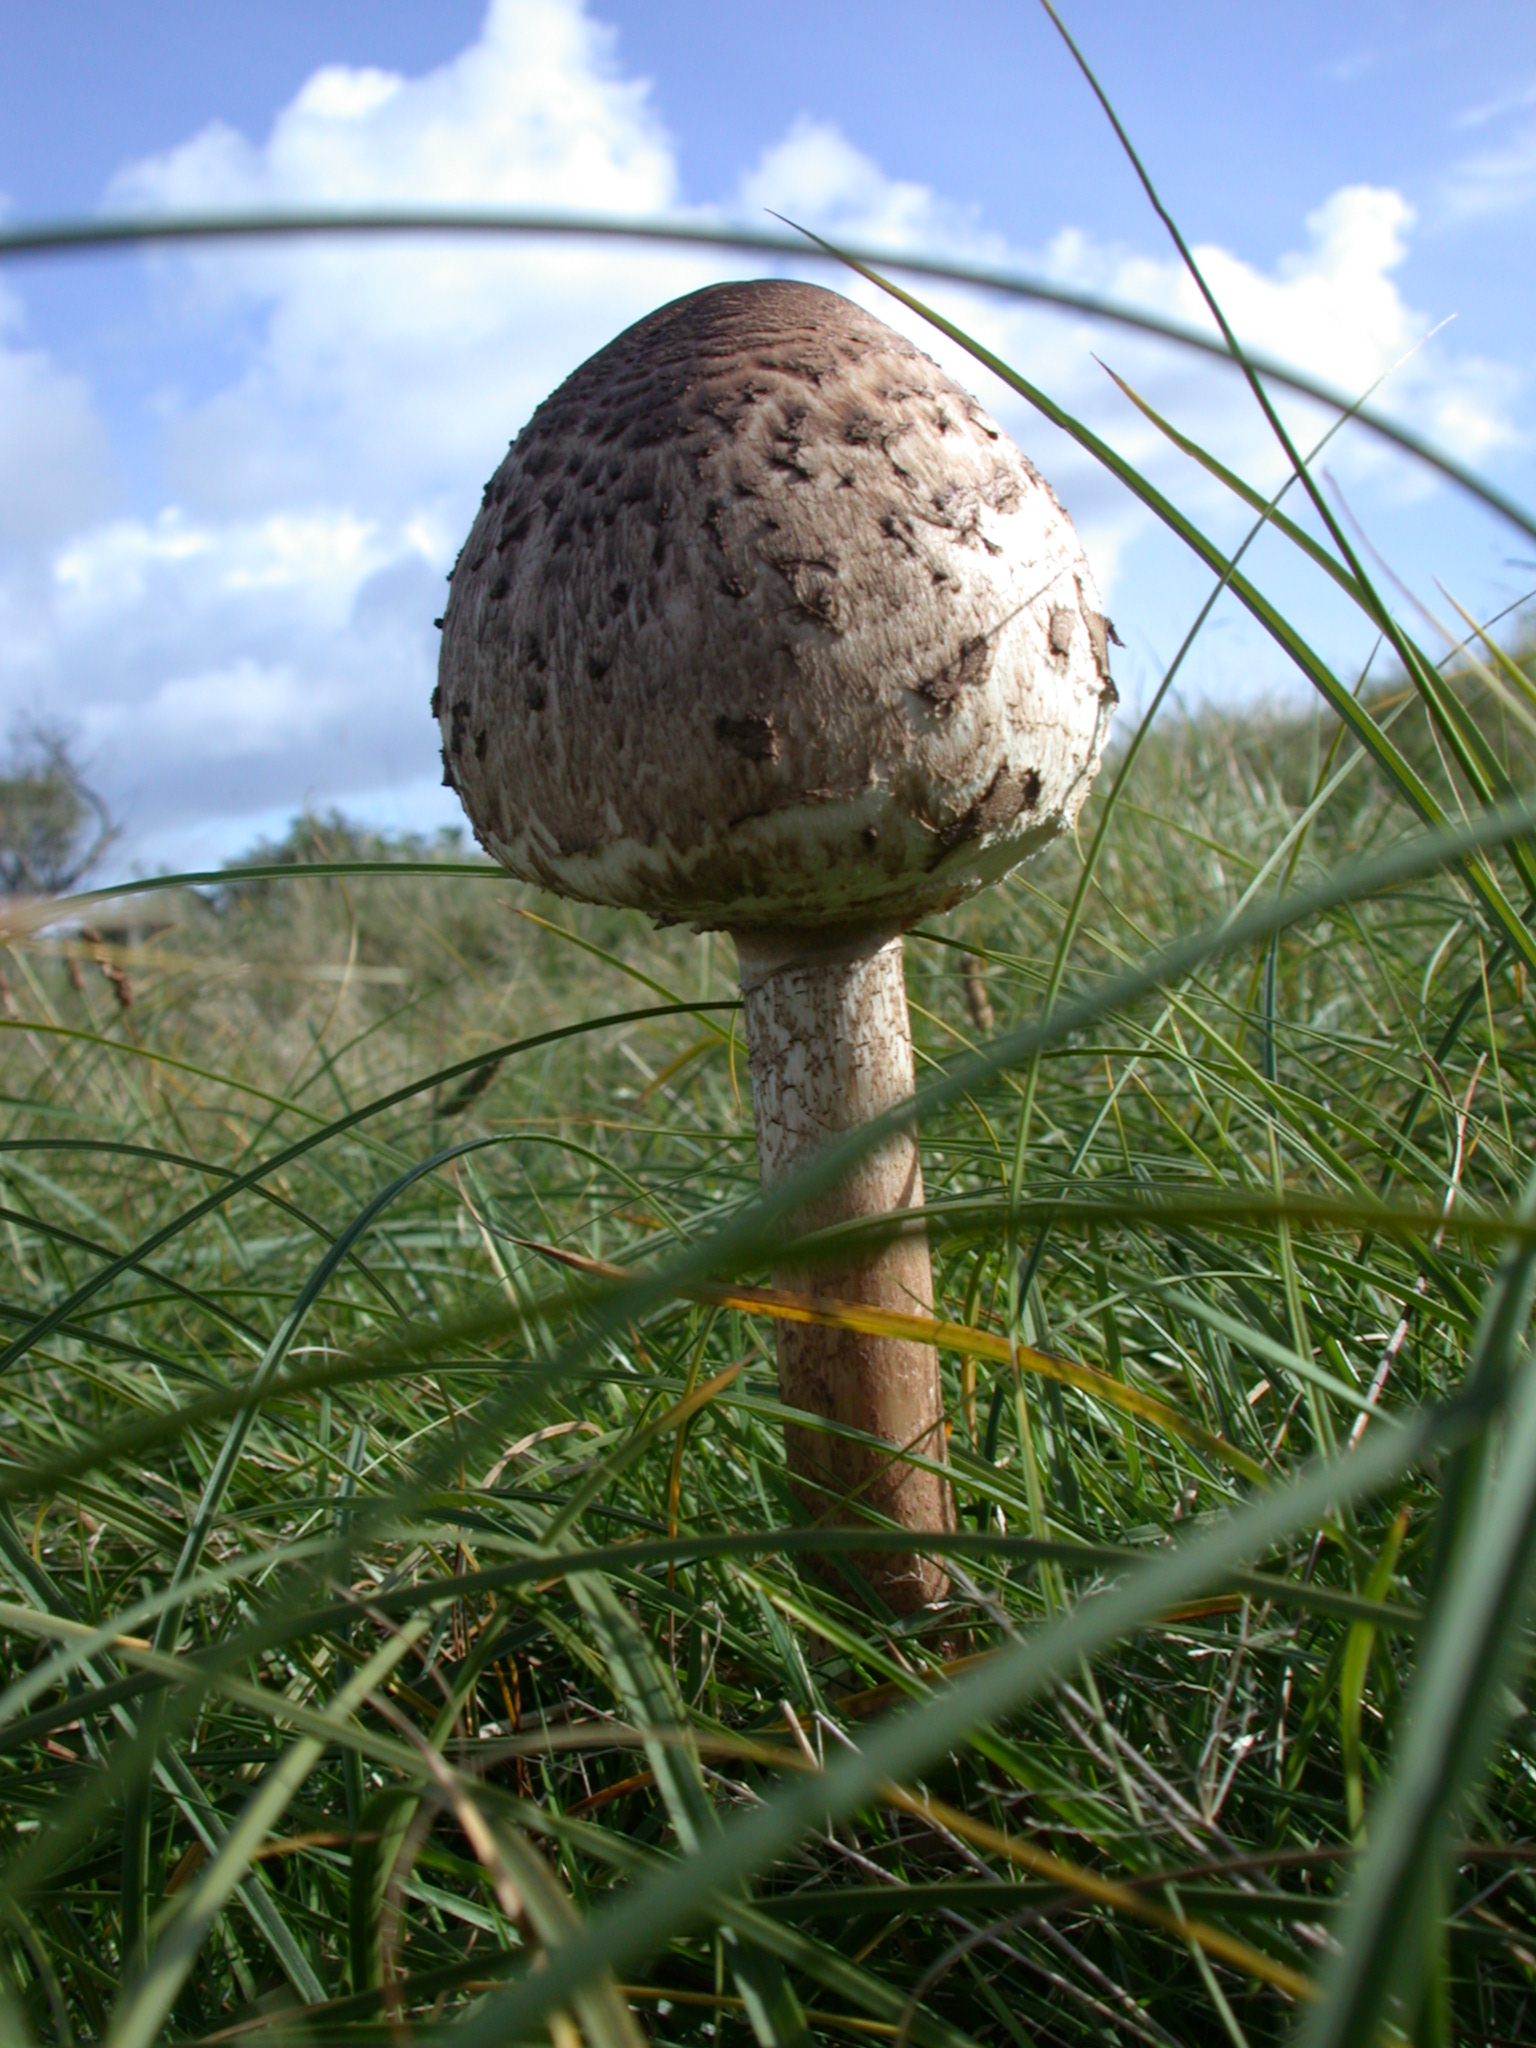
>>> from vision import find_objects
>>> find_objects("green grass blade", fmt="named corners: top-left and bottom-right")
top-left (104, 1621), bottom-right (425, 2048)
top-left (0, 999), bottom-right (732, 1376)
top-left (1305, 1340), bottom-right (1536, 2042)
top-left (437, 1413), bottom-right (1443, 2046)
top-left (571, 1573), bottom-right (811, 2048)
top-left (1, 207), bottom-right (1530, 546)
top-left (783, 232), bottom-right (1536, 978)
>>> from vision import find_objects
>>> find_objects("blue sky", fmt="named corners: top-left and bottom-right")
top-left (1, 0), bottom-right (1533, 873)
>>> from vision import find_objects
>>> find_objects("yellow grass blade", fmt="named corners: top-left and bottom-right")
top-left (884, 1785), bottom-right (1314, 2002)
top-left (516, 1235), bottom-right (1267, 1487)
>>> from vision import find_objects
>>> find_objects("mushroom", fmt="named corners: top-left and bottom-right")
top-left (436, 279), bottom-right (1116, 1612)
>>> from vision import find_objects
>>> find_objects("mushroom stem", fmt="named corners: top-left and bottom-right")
top-left (734, 929), bottom-right (954, 1612)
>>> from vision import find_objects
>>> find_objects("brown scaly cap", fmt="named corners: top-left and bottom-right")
top-left (436, 278), bottom-right (1117, 932)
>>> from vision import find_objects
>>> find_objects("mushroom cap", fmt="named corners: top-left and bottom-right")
top-left (436, 279), bottom-right (1116, 933)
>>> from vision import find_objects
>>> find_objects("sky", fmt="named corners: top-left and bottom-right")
top-left (1, 0), bottom-right (1533, 876)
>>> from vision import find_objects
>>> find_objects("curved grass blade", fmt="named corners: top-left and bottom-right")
top-left (571, 1573), bottom-right (811, 2048)
top-left (1036, 0), bottom-right (1515, 870)
top-left (0, 1513), bottom-right (326, 2007)
top-left (116, 1130), bottom-right (529, 1950)
top-left (11, 800), bottom-right (1526, 1546)
top-left (148, 1132), bottom-right (523, 1646)
top-left (886, 1785), bottom-right (1312, 2000)
top-left (0, 207), bottom-right (1529, 547)
top-left (6, 794), bottom-right (1523, 2015)
top-left (2, 1178), bottom-right (1530, 1522)
top-left (0, 1201), bottom-right (263, 1348)
top-left (16, 786), bottom-right (1536, 1463)
top-left (780, 227), bottom-right (1536, 977)
top-left (1306, 1342), bottom-right (1536, 2042)
top-left (0, 999), bottom-right (733, 1376)
top-left (712, 1279), bottom-right (1269, 1485)
top-left (104, 1619), bottom-right (425, 2048)
top-left (1004, 445), bottom-right (1333, 1220)
top-left (513, 1233), bottom-right (1268, 1483)
top-left (432, 1411), bottom-right (1449, 2047)
top-left (1306, 1169), bottom-right (1536, 2044)
top-left (372, 1699), bottom-right (648, 2048)
top-left (1340, 1504), bottom-right (1410, 1840)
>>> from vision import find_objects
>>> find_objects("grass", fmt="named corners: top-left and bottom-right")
top-left (4, 667), bottom-right (1536, 2047)
top-left (6, 25), bottom-right (1536, 2036)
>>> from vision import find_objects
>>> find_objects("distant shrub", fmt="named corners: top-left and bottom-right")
top-left (0, 723), bottom-right (115, 895)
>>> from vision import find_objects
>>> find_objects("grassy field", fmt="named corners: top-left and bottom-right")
top-left (4, 657), bottom-right (1536, 2046)
top-left (6, 38), bottom-right (1536, 2029)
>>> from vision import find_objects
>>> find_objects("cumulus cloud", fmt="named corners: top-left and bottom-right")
top-left (105, 0), bottom-right (711, 520)
top-left (6, 0), bottom-right (730, 858)
top-left (1058, 184), bottom-right (1516, 465)
top-left (0, 283), bottom-right (115, 546)
top-left (730, 120), bottom-right (1521, 647)
top-left (749, 124), bottom-right (1515, 481)
top-left (50, 514), bottom-right (444, 837)
top-left (54, 508), bottom-right (397, 631)
top-left (737, 117), bottom-right (998, 255)
top-left (0, 0), bottom-right (1524, 868)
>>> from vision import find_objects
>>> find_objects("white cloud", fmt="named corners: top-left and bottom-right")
top-left (6, 0), bottom-right (725, 861)
top-left (746, 128), bottom-right (1515, 477)
top-left (48, 536), bottom-right (448, 843)
top-left (731, 123), bottom-right (1521, 647)
top-left (98, 658), bottom-right (326, 763)
top-left (105, 0), bottom-right (710, 523)
top-left (1441, 123), bottom-right (1536, 219)
top-left (1050, 184), bottom-right (1516, 464)
top-left (0, 283), bottom-right (114, 545)
top-left (1451, 79), bottom-right (1536, 133)
top-left (1110, 185), bottom-right (1418, 399)
top-left (110, 0), bottom-right (671, 215)
top-left (0, 3), bottom-right (1525, 870)
top-left (54, 508), bottom-right (403, 626)
top-left (737, 116), bottom-right (997, 255)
